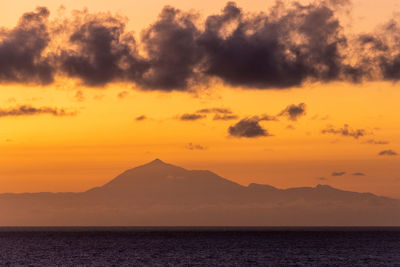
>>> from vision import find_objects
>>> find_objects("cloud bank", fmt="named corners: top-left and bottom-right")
top-left (3, 1), bottom-right (400, 90)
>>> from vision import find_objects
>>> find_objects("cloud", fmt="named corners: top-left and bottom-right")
top-left (179, 107), bottom-right (238, 121)
top-left (321, 124), bottom-right (366, 139)
top-left (186, 143), bottom-right (207, 150)
top-left (321, 115), bottom-right (330, 121)
top-left (75, 90), bottom-right (85, 102)
top-left (363, 139), bottom-right (389, 145)
top-left (228, 118), bottom-right (272, 138)
top-left (12, 2), bottom-right (360, 89)
top-left (352, 172), bottom-right (366, 176)
top-left (0, 105), bottom-right (76, 117)
top-left (278, 103), bottom-right (307, 121)
top-left (135, 115), bottom-right (147, 121)
top-left (59, 11), bottom-right (147, 87)
top-left (197, 1), bottom-right (361, 89)
top-left (179, 113), bottom-right (206, 121)
top-left (378, 150), bottom-right (398, 156)
top-left (317, 177), bottom-right (328, 181)
top-left (5, 2), bottom-right (400, 90)
top-left (213, 114), bottom-right (238, 120)
top-left (197, 107), bottom-right (238, 120)
top-left (137, 7), bottom-right (203, 90)
top-left (331, 171), bottom-right (346, 176)
top-left (0, 7), bottom-right (54, 85)
top-left (254, 115), bottom-right (278, 121)
top-left (179, 106), bottom-right (278, 124)
top-left (311, 114), bottom-right (330, 121)
top-left (197, 108), bottom-right (233, 114)
top-left (356, 20), bottom-right (400, 83)
top-left (118, 91), bottom-right (129, 99)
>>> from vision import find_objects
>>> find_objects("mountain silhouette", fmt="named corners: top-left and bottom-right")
top-left (0, 159), bottom-right (399, 226)
top-left (86, 159), bottom-right (246, 204)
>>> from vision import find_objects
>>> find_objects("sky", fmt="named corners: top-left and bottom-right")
top-left (1, 0), bottom-right (400, 198)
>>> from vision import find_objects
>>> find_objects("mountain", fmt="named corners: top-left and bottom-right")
top-left (85, 159), bottom-right (245, 204)
top-left (0, 159), bottom-right (399, 226)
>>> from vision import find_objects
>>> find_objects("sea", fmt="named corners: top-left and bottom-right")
top-left (0, 227), bottom-right (399, 266)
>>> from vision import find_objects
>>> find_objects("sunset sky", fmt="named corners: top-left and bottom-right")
top-left (1, 0), bottom-right (400, 198)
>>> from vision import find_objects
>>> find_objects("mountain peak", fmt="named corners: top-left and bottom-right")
top-left (138, 158), bottom-right (183, 170)
top-left (137, 158), bottom-right (174, 169)
top-left (149, 158), bottom-right (165, 165)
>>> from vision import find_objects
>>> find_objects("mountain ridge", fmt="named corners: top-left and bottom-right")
top-left (0, 159), bottom-right (398, 226)
top-left (1, 159), bottom-right (395, 200)
top-left (88, 159), bottom-right (395, 201)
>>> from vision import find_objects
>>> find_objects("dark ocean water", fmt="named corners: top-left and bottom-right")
top-left (0, 227), bottom-right (399, 266)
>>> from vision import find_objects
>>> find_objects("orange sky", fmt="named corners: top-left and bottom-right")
top-left (0, 0), bottom-right (400, 198)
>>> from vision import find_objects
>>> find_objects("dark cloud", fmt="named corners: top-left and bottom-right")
top-left (317, 177), bottom-right (328, 181)
top-left (0, 7), bottom-right (54, 85)
top-left (135, 115), bottom-right (147, 121)
top-left (178, 107), bottom-right (277, 124)
top-left (0, 2), bottom-right (356, 88)
top-left (228, 118), bottom-right (271, 138)
top-left (179, 113), bottom-right (206, 121)
top-left (352, 172), bottom-right (366, 176)
top-left (278, 103), bottom-right (306, 121)
top-left (186, 143), bottom-right (207, 150)
top-left (6, 2), bottom-right (400, 89)
top-left (197, 108), bottom-right (233, 114)
top-left (358, 20), bottom-right (400, 82)
top-left (363, 139), bottom-right (389, 145)
top-left (358, 34), bottom-right (388, 52)
top-left (180, 107), bottom-right (238, 121)
top-left (59, 12), bottom-right (147, 87)
top-left (138, 7), bottom-right (203, 90)
top-left (322, 124), bottom-right (366, 139)
top-left (197, 1), bottom-right (359, 88)
top-left (378, 150), bottom-right (398, 156)
top-left (9, 2), bottom-right (360, 89)
top-left (0, 105), bottom-right (76, 117)
top-left (213, 114), bottom-right (238, 120)
top-left (332, 171), bottom-right (346, 176)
